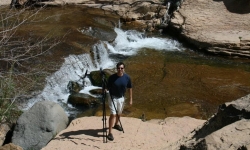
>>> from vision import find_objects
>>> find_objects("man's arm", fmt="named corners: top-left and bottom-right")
top-left (129, 88), bottom-right (132, 105)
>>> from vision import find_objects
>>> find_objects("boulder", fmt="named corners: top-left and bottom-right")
top-left (67, 81), bottom-right (82, 94)
top-left (79, 26), bottom-right (117, 42)
top-left (200, 119), bottom-right (250, 150)
top-left (0, 124), bottom-right (10, 146)
top-left (89, 69), bottom-right (113, 87)
top-left (179, 119), bottom-right (250, 150)
top-left (175, 94), bottom-right (250, 149)
top-left (11, 101), bottom-right (68, 150)
top-left (0, 143), bottom-right (23, 150)
top-left (67, 93), bottom-right (97, 107)
top-left (89, 88), bottom-right (102, 95)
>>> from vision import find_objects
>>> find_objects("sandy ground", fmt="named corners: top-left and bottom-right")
top-left (42, 116), bottom-right (205, 150)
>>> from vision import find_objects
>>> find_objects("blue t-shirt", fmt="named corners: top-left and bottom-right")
top-left (107, 73), bottom-right (132, 98)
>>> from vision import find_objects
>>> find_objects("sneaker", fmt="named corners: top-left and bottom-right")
top-left (107, 133), bottom-right (114, 141)
top-left (113, 124), bottom-right (123, 131)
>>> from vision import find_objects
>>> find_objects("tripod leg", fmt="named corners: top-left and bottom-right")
top-left (103, 92), bottom-right (107, 143)
top-left (104, 94), bottom-right (107, 143)
top-left (100, 69), bottom-right (108, 143)
top-left (103, 98), bottom-right (105, 143)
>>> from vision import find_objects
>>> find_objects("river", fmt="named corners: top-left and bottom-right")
top-left (5, 5), bottom-right (250, 120)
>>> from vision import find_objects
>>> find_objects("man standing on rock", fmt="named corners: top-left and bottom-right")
top-left (107, 62), bottom-right (133, 141)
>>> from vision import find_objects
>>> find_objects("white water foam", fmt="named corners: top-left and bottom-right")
top-left (108, 28), bottom-right (182, 55)
top-left (23, 28), bottom-right (183, 115)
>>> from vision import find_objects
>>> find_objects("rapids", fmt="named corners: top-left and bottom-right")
top-left (23, 27), bottom-right (184, 118)
top-left (5, 5), bottom-right (249, 120)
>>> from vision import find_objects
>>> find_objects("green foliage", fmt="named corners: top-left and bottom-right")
top-left (0, 72), bottom-right (22, 124)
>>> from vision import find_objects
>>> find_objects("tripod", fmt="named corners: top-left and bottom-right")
top-left (100, 68), bottom-right (124, 143)
top-left (100, 68), bottom-right (108, 143)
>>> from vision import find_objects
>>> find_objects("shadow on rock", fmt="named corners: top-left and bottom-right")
top-left (57, 128), bottom-right (105, 139)
top-left (213, 0), bottom-right (250, 14)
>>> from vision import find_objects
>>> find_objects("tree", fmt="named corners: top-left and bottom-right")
top-left (0, 5), bottom-right (61, 124)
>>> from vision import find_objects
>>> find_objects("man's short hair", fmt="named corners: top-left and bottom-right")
top-left (116, 62), bottom-right (125, 68)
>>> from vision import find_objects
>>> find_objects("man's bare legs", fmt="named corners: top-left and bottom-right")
top-left (108, 114), bottom-right (120, 134)
top-left (107, 114), bottom-right (121, 141)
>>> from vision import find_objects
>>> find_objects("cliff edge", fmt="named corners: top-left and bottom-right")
top-left (169, 0), bottom-right (250, 57)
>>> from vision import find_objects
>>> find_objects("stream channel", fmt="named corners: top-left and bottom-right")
top-left (7, 5), bottom-right (250, 120)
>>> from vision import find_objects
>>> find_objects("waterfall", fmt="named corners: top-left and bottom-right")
top-left (22, 27), bottom-right (183, 115)
top-left (92, 41), bottom-right (114, 69)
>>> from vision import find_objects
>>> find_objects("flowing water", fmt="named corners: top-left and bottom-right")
top-left (3, 5), bottom-right (250, 120)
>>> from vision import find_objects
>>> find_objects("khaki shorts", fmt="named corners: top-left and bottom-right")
top-left (108, 95), bottom-right (125, 115)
